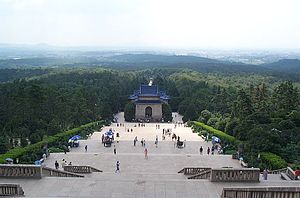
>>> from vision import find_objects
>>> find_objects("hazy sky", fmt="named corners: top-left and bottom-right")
top-left (0, 0), bottom-right (299, 49)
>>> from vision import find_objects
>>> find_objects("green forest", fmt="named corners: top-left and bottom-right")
top-left (0, 67), bottom-right (299, 169)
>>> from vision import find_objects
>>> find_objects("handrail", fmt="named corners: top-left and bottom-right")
top-left (42, 167), bottom-right (84, 177)
top-left (221, 187), bottom-right (300, 198)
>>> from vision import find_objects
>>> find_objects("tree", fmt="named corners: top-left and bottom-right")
top-left (162, 103), bottom-right (172, 122)
top-left (124, 102), bottom-right (135, 122)
top-left (183, 104), bottom-right (197, 122)
top-left (232, 89), bottom-right (253, 119)
top-left (273, 81), bottom-right (299, 112)
top-left (0, 137), bottom-right (10, 154)
top-left (199, 110), bottom-right (212, 124)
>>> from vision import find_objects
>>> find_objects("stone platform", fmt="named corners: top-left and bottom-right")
top-left (0, 113), bottom-right (299, 197)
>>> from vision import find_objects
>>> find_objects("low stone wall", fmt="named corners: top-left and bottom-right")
top-left (0, 164), bottom-right (42, 179)
top-left (210, 168), bottom-right (260, 182)
top-left (64, 165), bottom-right (102, 173)
top-left (0, 184), bottom-right (24, 196)
top-left (221, 187), bottom-right (300, 198)
top-left (286, 167), bottom-right (296, 180)
top-left (182, 167), bottom-right (211, 175)
top-left (42, 167), bottom-right (84, 177)
top-left (188, 169), bottom-right (211, 179)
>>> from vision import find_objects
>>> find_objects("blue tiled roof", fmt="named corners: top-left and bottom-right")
top-left (135, 100), bottom-right (162, 104)
top-left (129, 84), bottom-right (170, 102)
top-left (140, 85), bottom-right (158, 95)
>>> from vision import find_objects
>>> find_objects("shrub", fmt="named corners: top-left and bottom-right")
top-left (48, 147), bottom-right (64, 153)
top-left (0, 121), bottom-right (105, 164)
top-left (259, 152), bottom-right (287, 170)
top-left (192, 121), bottom-right (237, 144)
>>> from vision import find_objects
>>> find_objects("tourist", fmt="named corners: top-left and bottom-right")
top-left (263, 169), bottom-right (268, 180)
top-left (101, 134), bottom-right (104, 144)
top-left (68, 162), bottom-right (72, 166)
top-left (61, 159), bottom-right (65, 168)
top-left (200, 146), bottom-right (203, 154)
top-left (143, 140), bottom-right (146, 147)
top-left (141, 138), bottom-right (144, 146)
top-left (131, 128), bottom-right (133, 132)
top-left (64, 160), bottom-right (68, 167)
top-left (115, 161), bottom-right (120, 173)
top-left (144, 148), bottom-right (148, 159)
top-left (85, 145), bottom-right (88, 152)
top-left (134, 136), bottom-right (138, 146)
top-left (55, 161), bottom-right (59, 169)
top-left (207, 147), bottom-right (210, 155)
top-left (42, 153), bottom-right (46, 161)
top-left (211, 146), bottom-right (214, 155)
top-left (114, 145), bottom-right (117, 155)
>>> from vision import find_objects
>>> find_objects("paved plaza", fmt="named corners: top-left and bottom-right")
top-left (0, 113), bottom-right (299, 197)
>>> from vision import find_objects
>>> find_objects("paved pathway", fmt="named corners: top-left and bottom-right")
top-left (1, 112), bottom-right (299, 197)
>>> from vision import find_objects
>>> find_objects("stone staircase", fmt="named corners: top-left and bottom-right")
top-left (42, 167), bottom-right (84, 178)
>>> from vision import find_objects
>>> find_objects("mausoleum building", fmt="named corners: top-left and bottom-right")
top-left (129, 82), bottom-right (170, 121)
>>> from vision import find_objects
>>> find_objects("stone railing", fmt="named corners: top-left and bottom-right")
top-left (0, 164), bottom-right (42, 179)
top-left (188, 169), bottom-right (211, 179)
top-left (0, 184), bottom-right (24, 196)
top-left (267, 168), bottom-right (287, 174)
top-left (63, 165), bottom-right (102, 173)
top-left (210, 168), bottom-right (260, 182)
top-left (42, 167), bottom-right (84, 177)
top-left (221, 187), bottom-right (300, 198)
top-left (286, 167), bottom-right (296, 180)
top-left (178, 167), bottom-right (211, 175)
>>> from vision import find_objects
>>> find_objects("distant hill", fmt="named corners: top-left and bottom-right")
top-left (109, 54), bottom-right (222, 64)
top-left (262, 59), bottom-right (300, 74)
top-left (0, 53), bottom-right (273, 74)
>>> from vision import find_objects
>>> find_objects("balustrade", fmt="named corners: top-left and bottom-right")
top-left (222, 187), bottom-right (300, 198)
top-left (0, 164), bottom-right (42, 178)
top-left (0, 184), bottom-right (24, 196)
top-left (210, 168), bottom-right (260, 182)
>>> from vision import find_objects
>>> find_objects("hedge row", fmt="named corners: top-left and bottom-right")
top-left (0, 121), bottom-right (105, 164)
top-left (192, 121), bottom-right (237, 144)
top-left (260, 152), bottom-right (288, 170)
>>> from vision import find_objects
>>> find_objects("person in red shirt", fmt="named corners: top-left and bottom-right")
top-left (295, 170), bottom-right (300, 180)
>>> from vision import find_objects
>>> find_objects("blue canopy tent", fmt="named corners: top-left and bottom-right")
top-left (70, 135), bottom-right (81, 140)
top-left (69, 135), bottom-right (81, 147)
top-left (104, 131), bottom-right (114, 138)
top-left (212, 136), bottom-right (221, 143)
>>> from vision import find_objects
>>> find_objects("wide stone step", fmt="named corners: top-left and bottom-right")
top-left (86, 172), bottom-right (187, 181)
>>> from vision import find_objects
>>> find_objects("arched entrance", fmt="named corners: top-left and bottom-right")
top-left (145, 106), bottom-right (152, 118)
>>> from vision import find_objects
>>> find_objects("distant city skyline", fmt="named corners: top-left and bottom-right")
top-left (0, 0), bottom-right (299, 50)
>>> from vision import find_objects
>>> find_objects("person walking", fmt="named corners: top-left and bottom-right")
top-left (143, 140), bottom-right (146, 147)
top-left (55, 160), bottom-right (59, 169)
top-left (144, 148), bottom-right (148, 159)
top-left (211, 146), bottom-right (215, 155)
top-left (61, 159), bottom-right (65, 168)
top-left (199, 146), bottom-right (203, 155)
top-left (85, 145), bottom-right (88, 152)
top-left (115, 161), bottom-right (120, 173)
top-left (263, 169), bottom-right (268, 180)
top-left (114, 145), bottom-right (117, 155)
top-left (207, 147), bottom-right (210, 155)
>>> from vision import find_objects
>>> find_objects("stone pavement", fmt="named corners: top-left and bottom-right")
top-left (0, 112), bottom-right (299, 197)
